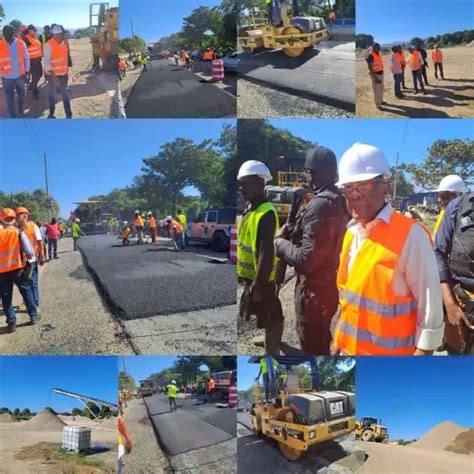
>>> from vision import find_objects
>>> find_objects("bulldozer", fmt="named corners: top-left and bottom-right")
top-left (355, 417), bottom-right (389, 443)
top-left (249, 356), bottom-right (356, 461)
top-left (90, 2), bottom-right (119, 71)
top-left (238, 0), bottom-right (330, 57)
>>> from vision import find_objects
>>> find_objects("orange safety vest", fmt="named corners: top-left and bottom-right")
top-left (0, 38), bottom-right (26, 76)
top-left (390, 53), bottom-right (402, 74)
top-left (408, 51), bottom-right (421, 70)
top-left (431, 50), bottom-right (443, 63)
top-left (134, 216), bottom-right (143, 227)
top-left (24, 221), bottom-right (41, 257)
top-left (46, 37), bottom-right (68, 75)
top-left (24, 34), bottom-right (43, 59)
top-left (0, 229), bottom-right (23, 274)
top-left (208, 379), bottom-right (215, 391)
top-left (371, 51), bottom-right (383, 73)
top-left (149, 216), bottom-right (156, 228)
top-left (397, 50), bottom-right (406, 67)
top-left (170, 219), bottom-right (183, 234)
top-left (334, 212), bottom-right (418, 356)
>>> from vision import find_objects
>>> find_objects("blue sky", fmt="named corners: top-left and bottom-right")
top-left (120, 0), bottom-right (222, 42)
top-left (120, 356), bottom-right (210, 385)
top-left (0, 119), bottom-right (233, 216)
top-left (1, 0), bottom-right (118, 30)
top-left (357, 0), bottom-right (474, 44)
top-left (0, 356), bottom-right (118, 412)
top-left (357, 357), bottom-right (474, 440)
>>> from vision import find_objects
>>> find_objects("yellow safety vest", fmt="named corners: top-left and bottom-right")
top-left (167, 384), bottom-right (177, 398)
top-left (178, 214), bottom-right (187, 227)
top-left (260, 358), bottom-right (279, 375)
top-left (433, 209), bottom-right (445, 237)
top-left (237, 202), bottom-right (279, 282)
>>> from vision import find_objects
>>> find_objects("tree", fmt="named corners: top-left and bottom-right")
top-left (119, 35), bottom-right (147, 54)
top-left (356, 34), bottom-right (374, 48)
top-left (12, 408), bottom-right (20, 417)
top-left (404, 139), bottom-right (473, 190)
top-left (0, 407), bottom-right (10, 414)
top-left (410, 37), bottom-right (424, 46)
top-left (119, 371), bottom-right (136, 391)
top-left (85, 402), bottom-right (100, 419)
top-left (182, 6), bottom-right (216, 48)
top-left (390, 166), bottom-right (414, 198)
top-left (0, 189), bottom-right (60, 222)
top-left (99, 405), bottom-right (111, 418)
top-left (71, 408), bottom-right (82, 417)
top-left (21, 408), bottom-right (31, 418)
top-left (0, 4), bottom-right (5, 24)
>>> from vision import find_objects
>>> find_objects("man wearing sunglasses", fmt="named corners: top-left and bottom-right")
top-left (333, 143), bottom-right (444, 356)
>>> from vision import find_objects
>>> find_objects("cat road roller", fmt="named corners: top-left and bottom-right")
top-left (355, 417), bottom-right (389, 443)
top-left (238, 0), bottom-right (329, 57)
top-left (249, 356), bottom-right (356, 461)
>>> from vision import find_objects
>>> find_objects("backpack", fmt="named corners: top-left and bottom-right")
top-left (449, 192), bottom-right (474, 291)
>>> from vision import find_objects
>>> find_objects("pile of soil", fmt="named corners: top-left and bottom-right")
top-left (0, 413), bottom-right (14, 423)
top-left (96, 417), bottom-right (117, 429)
top-left (445, 428), bottom-right (474, 455)
top-left (24, 408), bottom-right (66, 431)
top-left (413, 421), bottom-right (466, 450)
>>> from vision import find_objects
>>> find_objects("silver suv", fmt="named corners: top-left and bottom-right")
top-left (188, 208), bottom-right (237, 252)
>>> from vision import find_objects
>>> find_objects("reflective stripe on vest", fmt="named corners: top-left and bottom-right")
top-left (47, 38), bottom-right (68, 75)
top-left (371, 51), bottom-right (383, 73)
top-left (433, 209), bottom-right (445, 237)
top-left (431, 50), bottom-right (442, 63)
top-left (25, 34), bottom-right (43, 59)
top-left (334, 211), bottom-right (417, 355)
top-left (237, 202), bottom-right (279, 282)
top-left (0, 39), bottom-right (26, 76)
top-left (0, 229), bottom-right (23, 273)
top-left (24, 221), bottom-right (40, 256)
top-left (408, 51), bottom-right (421, 70)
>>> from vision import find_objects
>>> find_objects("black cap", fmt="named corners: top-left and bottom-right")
top-left (26, 24), bottom-right (37, 32)
top-left (304, 146), bottom-right (337, 171)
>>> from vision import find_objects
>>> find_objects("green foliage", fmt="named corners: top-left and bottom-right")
top-left (12, 408), bottom-right (20, 416)
top-left (0, 4), bottom-right (5, 23)
top-left (390, 166), bottom-right (414, 198)
top-left (403, 139), bottom-right (473, 190)
top-left (119, 371), bottom-right (136, 391)
top-left (71, 408), bottom-right (82, 416)
top-left (0, 407), bottom-right (10, 414)
top-left (85, 402), bottom-right (100, 420)
top-left (73, 27), bottom-right (95, 39)
top-left (0, 189), bottom-right (60, 222)
top-left (411, 30), bottom-right (474, 48)
top-left (356, 34), bottom-right (374, 48)
top-left (397, 438), bottom-right (416, 445)
top-left (119, 35), bottom-right (147, 54)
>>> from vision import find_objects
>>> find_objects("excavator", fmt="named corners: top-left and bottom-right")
top-left (89, 2), bottom-right (119, 71)
top-left (249, 356), bottom-right (356, 460)
top-left (238, 0), bottom-right (334, 57)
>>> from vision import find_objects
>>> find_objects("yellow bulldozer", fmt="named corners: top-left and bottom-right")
top-left (238, 0), bottom-right (330, 57)
top-left (249, 356), bottom-right (356, 461)
top-left (355, 417), bottom-right (389, 443)
top-left (90, 2), bottom-right (119, 71)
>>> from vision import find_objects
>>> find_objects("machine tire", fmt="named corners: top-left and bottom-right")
top-left (122, 238), bottom-right (129, 246)
top-left (211, 231), bottom-right (228, 252)
top-left (281, 26), bottom-right (305, 57)
top-left (277, 409), bottom-right (303, 461)
top-left (213, 390), bottom-right (223, 401)
top-left (362, 429), bottom-right (374, 442)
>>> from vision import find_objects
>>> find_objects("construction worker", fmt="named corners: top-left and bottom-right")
top-left (366, 43), bottom-right (384, 110)
top-left (58, 221), bottom-right (66, 238)
top-left (432, 175), bottom-right (465, 237)
top-left (274, 147), bottom-right (348, 355)
top-left (0, 208), bottom-right (39, 331)
top-left (416, 44), bottom-right (429, 86)
top-left (134, 211), bottom-right (144, 245)
top-left (204, 48), bottom-right (213, 72)
top-left (396, 45), bottom-right (407, 89)
top-left (177, 209), bottom-right (187, 247)
top-left (206, 376), bottom-right (215, 402)
top-left (22, 25), bottom-right (43, 99)
top-left (140, 54), bottom-right (150, 72)
top-left (407, 46), bottom-right (426, 95)
top-left (118, 57), bottom-right (127, 79)
top-left (255, 357), bottom-right (280, 403)
top-left (434, 190), bottom-right (474, 354)
top-left (167, 380), bottom-right (178, 411)
top-left (390, 46), bottom-right (404, 99)
top-left (46, 218), bottom-right (60, 260)
top-left (332, 143), bottom-right (444, 356)
top-left (166, 216), bottom-right (184, 249)
top-left (15, 207), bottom-right (45, 308)
top-left (431, 44), bottom-right (445, 80)
top-left (0, 25), bottom-right (30, 118)
top-left (117, 415), bottom-right (132, 474)
top-left (148, 212), bottom-right (157, 244)
top-left (237, 160), bottom-right (283, 354)
top-left (72, 218), bottom-right (85, 251)
top-left (44, 25), bottom-right (72, 119)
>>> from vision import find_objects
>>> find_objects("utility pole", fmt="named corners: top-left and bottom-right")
top-left (393, 152), bottom-right (399, 200)
top-left (130, 18), bottom-right (135, 38)
top-left (44, 153), bottom-right (52, 220)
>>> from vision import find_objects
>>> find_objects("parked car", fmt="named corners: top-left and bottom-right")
top-left (327, 18), bottom-right (355, 39)
top-left (222, 52), bottom-right (239, 73)
top-left (188, 208), bottom-right (237, 252)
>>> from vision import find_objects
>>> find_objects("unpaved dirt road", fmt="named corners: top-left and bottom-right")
top-left (356, 441), bottom-right (474, 473)
top-left (0, 38), bottom-right (119, 119)
top-left (356, 44), bottom-right (474, 118)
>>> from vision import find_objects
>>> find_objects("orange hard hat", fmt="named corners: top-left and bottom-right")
top-left (15, 206), bottom-right (29, 216)
top-left (1, 208), bottom-right (16, 219)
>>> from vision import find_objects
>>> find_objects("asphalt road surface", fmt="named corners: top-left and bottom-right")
top-left (144, 394), bottom-right (236, 456)
top-left (238, 40), bottom-right (355, 110)
top-left (125, 59), bottom-right (236, 118)
top-left (78, 235), bottom-right (236, 320)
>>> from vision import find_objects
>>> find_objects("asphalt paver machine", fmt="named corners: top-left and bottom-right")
top-left (249, 356), bottom-right (356, 461)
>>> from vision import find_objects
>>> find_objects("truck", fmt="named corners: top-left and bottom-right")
top-left (211, 369), bottom-right (237, 401)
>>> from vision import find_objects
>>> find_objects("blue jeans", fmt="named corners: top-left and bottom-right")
top-left (2, 76), bottom-right (25, 118)
top-left (48, 239), bottom-right (58, 259)
top-left (179, 233), bottom-right (186, 249)
top-left (30, 261), bottom-right (40, 307)
top-left (48, 74), bottom-right (72, 118)
top-left (0, 269), bottom-right (38, 325)
top-left (393, 73), bottom-right (402, 98)
top-left (412, 69), bottom-right (425, 92)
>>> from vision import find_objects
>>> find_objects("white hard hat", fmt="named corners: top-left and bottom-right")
top-left (434, 175), bottom-right (464, 193)
top-left (147, 211), bottom-right (152, 215)
top-left (237, 160), bottom-right (272, 184)
top-left (52, 25), bottom-right (63, 34)
top-left (171, 380), bottom-right (176, 384)
top-left (75, 218), bottom-right (80, 223)
top-left (135, 210), bottom-right (140, 214)
top-left (336, 142), bottom-right (391, 186)
top-left (166, 216), bottom-right (172, 221)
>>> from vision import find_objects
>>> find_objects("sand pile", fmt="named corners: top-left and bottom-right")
top-left (23, 408), bottom-right (66, 431)
top-left (0, 413), bottom-right (14, 423)
top-left (97, 417), bottom-right (118, 429)
top-left (465, 40), bottom-right (474, 47)
top-left (413, 421), bottom-right (466, 451)
top-left (445, 429), bottom-right (474, 455)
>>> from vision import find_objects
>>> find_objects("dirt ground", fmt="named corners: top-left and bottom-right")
top-left (0, 38), bottom-right (119, 119)
top-left (0, 416), bottom-right (116, 473)
top-left (356, 44), bottom-right (474, 118)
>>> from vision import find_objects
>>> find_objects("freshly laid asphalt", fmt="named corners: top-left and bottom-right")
top-left (125, 59), bottom-right (236, 118)
top-left (144, 394), bottom-right (236, 456)
top-left (238, 40), bottom-right (355, 109)
top-left (78, 235), bottom-right (236, 320)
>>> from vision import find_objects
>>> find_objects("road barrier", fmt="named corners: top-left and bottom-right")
top-left (229, 225), bottom-right (237, 264)
top-left (212, 59), bottom-right (225, 82)
top-left (228, 384), bottom-right (238, 407)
